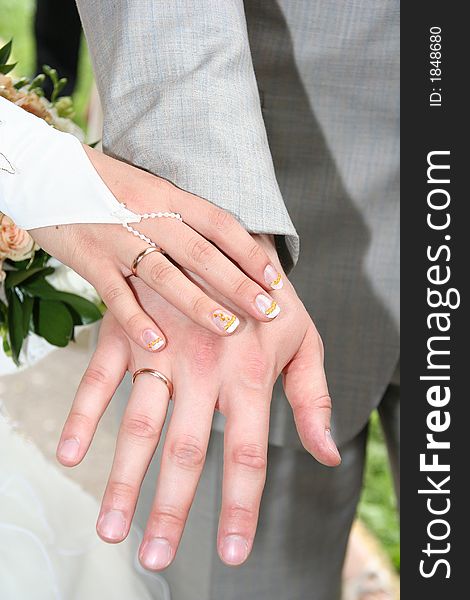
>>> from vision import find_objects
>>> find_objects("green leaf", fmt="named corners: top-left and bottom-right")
top-left (0, 63), bottom-right (16, 75)
top-left (22, 295), bottom-right (34, 337)
top-left (6, 288), bottom-right (26, 364)
top-left (11, 249), bottom-right (49, 271)
top-left (23, 278), bottom-right (102, 324)
top-left (35, 299), bottom-right (73, 347)
top-left (5, 266), bottom-right (54, 290)
top-left (0, 40), bottom-right (12, 65)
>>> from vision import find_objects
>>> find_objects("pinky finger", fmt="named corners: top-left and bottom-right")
top-left (97, 268), bottom-right (167, 353)
top-left (56, 315), bottom-right (128, 466)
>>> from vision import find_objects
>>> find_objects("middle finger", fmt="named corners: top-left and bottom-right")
top-left (139, 371), bottom-right (217, 570)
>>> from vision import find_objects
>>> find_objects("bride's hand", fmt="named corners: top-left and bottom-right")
top-left (56, 238), bottom-right (340, 570)
top-left (31, 146), bottom-right (283, 352)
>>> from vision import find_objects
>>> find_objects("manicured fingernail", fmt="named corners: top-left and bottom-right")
top-left (325, 429), bottom-right (341, 461)
top-left (221, 535), bottom-right (249, 565)
top-left (98, 510), bottom-right (127, 541)
top-left (264, 264), bottom-right (283, 290)
top-left (255, 294), bottom-right (281, 319)
top-left (141, 537), bottom-right (172, 570)
top-left (212, 309), bottom-right (240, 333)
top-left (57, 437), bottom-right (80, 462)
top-left (143, 329), bottom-right (165, 351)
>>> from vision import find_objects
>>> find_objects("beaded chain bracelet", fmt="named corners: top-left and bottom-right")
top-left (121, 207), bottom-right (183, 249)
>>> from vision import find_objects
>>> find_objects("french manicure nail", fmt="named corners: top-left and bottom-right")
top-left (212, 309), bottom-right (240, 333)
top-left (143, 329), bottom-right (165, 351)
top-left (141, 537), bottom-right (172, 570)
top-left (98, 510), bottom-right (127, 541)
top-left (325, 429), bottom-right (341, 461)
top-left (221, 535), bottom-right (249, 565)
top-left (255, 294), bottom-right (281, 319)
top-left (264, 264), bottom-right (283, 290)
top-left (57, 437), bottom-right (80, 462)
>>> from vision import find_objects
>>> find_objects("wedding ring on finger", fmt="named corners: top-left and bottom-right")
top-left (132, 368), bottom-right (174, 399)
top-left (131, 246), bottom-right (164, 277)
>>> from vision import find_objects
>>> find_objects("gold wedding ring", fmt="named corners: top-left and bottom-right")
top-left (131, 246), bottom-right (164, 277)
top-left (132, 368), bottom-right (174, 399)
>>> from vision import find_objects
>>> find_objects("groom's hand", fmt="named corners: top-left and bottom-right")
top-left (57, 236), bottom-right (340, 570)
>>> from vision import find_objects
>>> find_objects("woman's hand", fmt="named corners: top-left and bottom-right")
top-left (31, 146), bottom-right (284, 352)
top-left (57, 238), bottom-right (340, 570)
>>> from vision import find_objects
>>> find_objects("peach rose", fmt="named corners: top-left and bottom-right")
top-left (0, 214), bottom-right (36, 261)
top-left (0, 261), bottom-right (5, 283)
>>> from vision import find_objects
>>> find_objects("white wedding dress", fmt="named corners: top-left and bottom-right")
top-left (0, 339), bottom-right (171, 600)
top-left (0, 415), bottom-right (170, 600)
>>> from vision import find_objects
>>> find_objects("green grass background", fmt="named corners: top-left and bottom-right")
top-left (0, 0), bottom-right (399, 571)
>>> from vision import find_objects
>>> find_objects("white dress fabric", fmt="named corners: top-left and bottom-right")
top-left (0, 96), bottom-right (139, 230)
top-left (0, 415), bottom-right (170, 600)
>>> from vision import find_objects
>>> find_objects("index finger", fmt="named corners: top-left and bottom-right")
top-left (170, 189), bottom-right (285, 292)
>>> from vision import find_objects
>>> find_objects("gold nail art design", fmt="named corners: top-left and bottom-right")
top-left (213, 311), bottom-right (240, 333)
top-left (147, 337), bottom-right (164, 350)
top-left (265, 301), bottom-right (278, 316)
top-left (271, 273), bottom-right (282, 288)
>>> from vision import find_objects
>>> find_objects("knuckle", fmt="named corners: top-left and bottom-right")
top-left (239, 350), bottom-right (271, 390)
top-left (232, 276), bottom-right (255, 298)
top-left (225, 502), bottom-right (257, 523)
top-left (82, 365), bottom-right (110, 389)
top-left (150, 504), bottom-right (186, 529)
top-left (185, 236), bottom-right (215, 264)
top-left (107, 480), bottom-right (136, 507)
top-left (209, 207), bottom-right (236, 233)
top-left (122, 413), bottom-right (161, 441)
top-left (68, 410), bottom-right (94, 430)
top-left (125, 311), bottom-right (142, 331)
top-left (188, 330), bottom-right (219, 375)
top-left (312, 394), bottom-right (332, 412)
top-left (169, 436), bottom-right (206, 470)
top-left (189, 294), bottom-right (209, 316)
top-left (232, 443), bottom-right (267, 472)
top-left (101, 281), bottom-right (126, 307)
top-left (247, 242), bottom-right (265, 263)
top-left (149, 260), bottom-right (176, 287)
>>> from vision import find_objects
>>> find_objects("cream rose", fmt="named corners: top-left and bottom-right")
top-left (0, 214), bottom-right (37, 262)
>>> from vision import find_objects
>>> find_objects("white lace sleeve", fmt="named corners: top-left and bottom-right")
top-left (0, 96), bottom-right (139, 230)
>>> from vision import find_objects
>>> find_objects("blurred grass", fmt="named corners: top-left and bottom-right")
top-left (359, 411), bottom-right (400, 570)
top-left (1, 0), bottom-right (400, 572)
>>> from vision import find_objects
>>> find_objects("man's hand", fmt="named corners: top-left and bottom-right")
top-left (56, 237), bottom-right (340, 570)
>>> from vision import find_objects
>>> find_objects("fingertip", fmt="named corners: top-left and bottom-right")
top-left (263, 265), bottom-right (284, 291)
top-left (56, 436), bottom-right (81, 467)
top-left (142, 328), bottom-right (166, 352)
top-left (325, 429), bottom-right (342, 466)
top-left (212, 310), bottom-right (240, 335)
top-left (96, 509), bottom-right (128, 544)
top-left (218, 534), bottom-right (250, 567)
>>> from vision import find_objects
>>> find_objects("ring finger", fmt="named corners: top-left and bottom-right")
top-left (96, 359), bottom-right (172, 543)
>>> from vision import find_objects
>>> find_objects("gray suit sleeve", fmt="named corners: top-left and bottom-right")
top-left (76, 0), bottom-right (298, 269)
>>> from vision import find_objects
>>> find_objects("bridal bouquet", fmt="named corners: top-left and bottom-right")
top-left (0, 40), bottom-right (102, 365)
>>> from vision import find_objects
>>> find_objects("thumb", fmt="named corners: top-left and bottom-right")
top-left (283, 326), bottom-right (341, 466)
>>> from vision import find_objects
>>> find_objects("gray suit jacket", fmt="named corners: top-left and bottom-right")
top-left (77, 0), bottom-right (399, 448)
